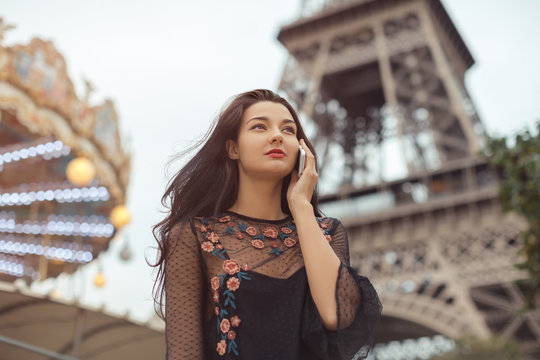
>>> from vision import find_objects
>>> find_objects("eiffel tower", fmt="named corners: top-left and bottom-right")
top-left (277, 0), bottom-right (540, 357)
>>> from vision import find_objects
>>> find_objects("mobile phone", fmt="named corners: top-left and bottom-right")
top-left (297, 145), bottom-right (306, 176)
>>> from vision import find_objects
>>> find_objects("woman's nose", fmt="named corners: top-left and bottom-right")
top-left (269, 129), bottom-right (283, 144)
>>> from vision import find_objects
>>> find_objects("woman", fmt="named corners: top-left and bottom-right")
top-left (152, 89), bottom-right (381, 360)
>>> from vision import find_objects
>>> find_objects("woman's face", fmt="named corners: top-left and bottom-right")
top-left (227, 101), bottom-right (300, 180)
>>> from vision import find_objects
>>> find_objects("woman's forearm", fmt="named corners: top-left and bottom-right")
top-left (291, 200), bottom-right (341, 331)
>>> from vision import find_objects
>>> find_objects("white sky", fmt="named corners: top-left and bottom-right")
top-left (1, 0), bottom-right (539, 322)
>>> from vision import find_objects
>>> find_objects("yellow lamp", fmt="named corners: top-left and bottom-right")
top-left (66, 157), bottom-right (96, 186)
top-left (94, 271), bottom-right (105, 287)
top-left (110, 205), bottom-right (131, 229)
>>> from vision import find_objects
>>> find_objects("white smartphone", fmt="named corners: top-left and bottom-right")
top-left (297, 145), bottom-right (306, 176)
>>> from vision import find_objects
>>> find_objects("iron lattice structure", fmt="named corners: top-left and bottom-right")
top-left (277, 0), bottom-right (540, 357)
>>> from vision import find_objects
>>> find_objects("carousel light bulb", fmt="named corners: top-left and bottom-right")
top-left (66, 157), bottom-right (96, 186)
top-left (94, 271), bottom-right (106, 287)
top-left (110, 205), bottom-right (131, 229)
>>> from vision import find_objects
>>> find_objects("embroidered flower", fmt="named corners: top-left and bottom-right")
top-left (271, 241), bottom-right (279, 248)
top-left (208, 232), bottom-right (219, 243)
top-left (227, 330), bottom-right (236, 340)
top-left (227, 221), bottom-right (234, 227)
top-left (236, 232), bottom-right (245, 240)
top-left (201, 241), bottom-right (214, 252)
top-left (215, 306), bottom-right (220, 315)
top-left (251, 239), bottom-right (264, 249)
top-left (211, 276), bottom-right (220, 291)
top-left (216, 340), bottom-right (227, 355)
top-left (218, 216), bottom-right (231, 223)
top-left (245, 226), bottom-right (257, 236)
top-left (320, 223), bottom-right (328, 229)
top-left (281, 226), bottom-right (293, 234)
top-left (213, 291), bottom-right (219, 303)
top-left (283, 238), bottom-right (296, 247)
top-left (227, 277), bottom-right (240, 291)
top-left (216, 244), bottom-right (223, 249)
top-left (325, 235), bottom-right (332, 243)
top-left (231, 315), bottom-right (241, 327)
top-left (220, 318), bottom-right (231, 333)
top-left (198, 225), bottom-right (207, 233)
top-left (241, 264), bottom-right (250, 271)
top-left (263, 227), bottom-right (278, 238)
top-left (223, 259), bottom-right (241, 275)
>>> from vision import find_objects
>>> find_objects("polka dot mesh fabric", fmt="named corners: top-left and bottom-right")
top-left (164, 211), bottom-right (381, 360)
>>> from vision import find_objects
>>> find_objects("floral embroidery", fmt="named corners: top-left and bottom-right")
top-left (197, 216), bottom-right (253, 357)
top-left (208, 232), bottom-right (219, 243)
top-left (223, 259), bottom-right (241, 275)
top-left (281, 226), bottom-right (292, 234)
top-left (217, 340), bottom-right (227, 355)
top-left (245, 226), bottom-right (257, 236)
top-left (237, 221), bottom-right (297, 256)
top-left (201, 241), bottom-right (214, 252)
top-left (283, 238), bottom-right (296, 247)
top-left (211, 276), bottom-right (221, 290)
top-left (263, 227), bottom-right (278, 238)
top-left (251, 239), bottom-right (264, 249)
top-left (317, 217), bottom-right (332, 242)
top-left (220, 318), bottom-right (231, 333)
top-left (227, 277), bottom-right (240, 291)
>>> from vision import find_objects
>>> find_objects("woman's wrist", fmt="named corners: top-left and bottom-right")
top-left (289, 200), bottom-right (313, 217)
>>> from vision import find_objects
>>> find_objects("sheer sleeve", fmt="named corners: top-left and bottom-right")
top-left (302, 218), bottom-right (382, 360)
top-left (165, 220), bottom-right (205, 360)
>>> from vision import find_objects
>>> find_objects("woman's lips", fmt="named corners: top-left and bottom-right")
top-left (265, 149), bottom-right (285, 158)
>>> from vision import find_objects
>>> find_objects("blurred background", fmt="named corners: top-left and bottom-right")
top-left (0, 0), bottom-right (539, 359)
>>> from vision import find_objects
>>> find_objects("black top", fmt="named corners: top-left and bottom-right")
top-left (165, 211), bottom-right (381, 360)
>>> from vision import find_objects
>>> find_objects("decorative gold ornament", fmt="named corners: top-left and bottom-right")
top-left (110, 205), bottom-right (131, 229)
top-left (94, 271), bottom-right (105, 288)
top-left (66, 157), bottom-right (96, 186)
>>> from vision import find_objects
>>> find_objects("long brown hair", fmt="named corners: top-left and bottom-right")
top-left (151, 89), bottom-right (321, 319)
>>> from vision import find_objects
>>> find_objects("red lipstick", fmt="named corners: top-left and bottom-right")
top-left (265, 149), bottom-right (285, 158)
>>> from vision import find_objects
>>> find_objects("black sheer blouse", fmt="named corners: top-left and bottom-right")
top-left (165, 211), bottom-right (381, 360)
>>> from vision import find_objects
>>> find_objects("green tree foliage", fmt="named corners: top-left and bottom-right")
top-left (486, 121), bottom-right (540, 309)
top-left (430, 337), bottom-right (530, 360)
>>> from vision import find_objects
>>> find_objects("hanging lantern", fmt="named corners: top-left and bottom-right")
top-left (110, 205), bottom-right (131, 229)
top-left (94, 270), bottom-right (106, 287)
top-left (66, 157), bottom-right (96, 186)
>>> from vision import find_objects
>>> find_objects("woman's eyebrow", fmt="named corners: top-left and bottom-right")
top-left (247, 116), bottom-right (295, 125)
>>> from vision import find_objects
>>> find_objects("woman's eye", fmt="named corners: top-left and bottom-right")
top-left (251, 124), bottom-right (266, 130)
top-left (283, 127), bottom-right (296, 134)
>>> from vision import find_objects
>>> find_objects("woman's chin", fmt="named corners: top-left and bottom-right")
top-left (246, 166), bottom-right (294, 180)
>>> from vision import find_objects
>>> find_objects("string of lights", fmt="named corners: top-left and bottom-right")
top-left (0, 185), bottom-right (110, 206)
top-left (0, 140), bottom-right (70, 170)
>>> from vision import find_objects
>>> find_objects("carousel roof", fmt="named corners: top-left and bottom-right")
top-left (0, 282), bottom-right (165, 359)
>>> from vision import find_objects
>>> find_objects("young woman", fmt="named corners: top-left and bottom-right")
top-left (152, 89), bottom-right (381, 360)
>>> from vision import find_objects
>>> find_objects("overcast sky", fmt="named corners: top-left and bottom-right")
top-left (2, 0), bottom-right (539, 322)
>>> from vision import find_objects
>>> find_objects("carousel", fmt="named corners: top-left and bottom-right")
top-left (0, 20), bottom-right (131, 284)
top-left (0, 19), bottom-right (165, 359)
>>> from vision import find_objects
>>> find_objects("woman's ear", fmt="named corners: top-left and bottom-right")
top-left (226, 139), bottom-right (239, 160)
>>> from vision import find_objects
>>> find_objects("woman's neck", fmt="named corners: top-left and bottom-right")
top-left (227, 175), bottom-right (287, 220)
